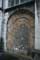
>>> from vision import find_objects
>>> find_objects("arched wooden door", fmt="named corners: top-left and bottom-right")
top-left (6, 8), bottom-right (34, 54)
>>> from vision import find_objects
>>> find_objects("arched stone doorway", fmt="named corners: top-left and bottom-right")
top-left (6, 8), bottom-right (35, 54)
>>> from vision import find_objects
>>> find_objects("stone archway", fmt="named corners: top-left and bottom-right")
top-left (6, 8), bottom-right (34, 53)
